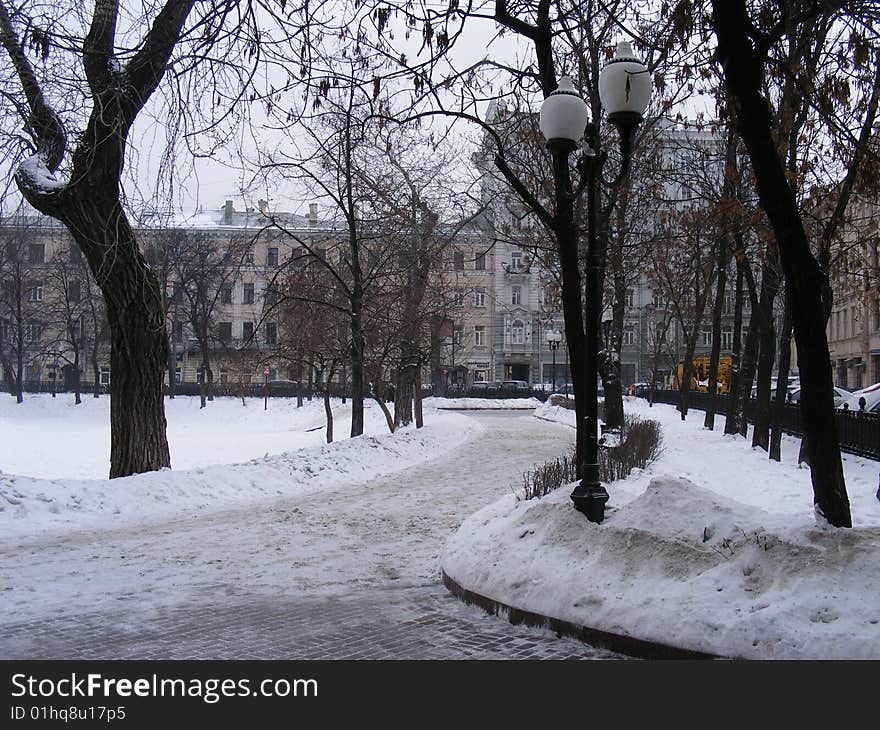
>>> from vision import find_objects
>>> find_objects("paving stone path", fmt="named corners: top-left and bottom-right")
top-left (1, 411), bottom-right (620, 660)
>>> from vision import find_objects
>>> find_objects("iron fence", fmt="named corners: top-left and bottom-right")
top-left (645, 389), bottom-right (879, 461)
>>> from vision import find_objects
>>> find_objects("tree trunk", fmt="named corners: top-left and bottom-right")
top-left (323, 384), bottom-right (334, 444)
top-left (166, 334), bottom-right (176, 400)
top-left (704, 249), bottom-right (727, 430)
top-left (599, 181), bottom-right (628, 431)
top-left (372, 394), bottom-right (395, 433)
top-left (92, 350), bottom-right (101, 399)
top-left (415, 367), bottom-right (424, 428)
top-left (63, 204), bottom-right (171, 478)
top-left (752, 245), bottom-right (781, 451)
top-left (394, 366), bottom-right (415, 428)
top-left (770, 283), bottom-right (794, 462)
top-left (712, 0), bottom-right (851, 526)
top-left (73, 353), bottom-right (82, 405)
top-left (725, 260), bottom-right (745, 434)
top-left (349, 307), bottom-right (365, 437)
top-left (199, 361), bottom-right (207, 409)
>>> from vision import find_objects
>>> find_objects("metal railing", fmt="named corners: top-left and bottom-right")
top-left (644, 390), bottom-right (879, 461)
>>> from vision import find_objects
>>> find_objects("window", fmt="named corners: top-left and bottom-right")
top-left (623, 325), bottom-right (635, 346)
top-left (511, 286), bottom-right (521, 305)
top-left (268, 368), bottom-right (277, 381)
top-left (28, 243), bottom-right (44, 264)
top-left (473, 288), bottom-right (486, 308)
top-left (265, 322), bottom-right (277, 345)
top-left (511, 319), bottom-right (525, 345)
top-left (68, 280), bottom-right (81, 303)
top-left (218, 321), bottom-right (232, 341)
top-left (453, 252), bottom-right (465, 270)
top-left (510, 251), bottom-right (522, 272)
top-left (625, 288), bottom-right (634, 308)
top-left (24, 323), bottom-right (42, 342)
top-left (653, 292), bottom-right (665, 308)
top-left (842, 309), bottom-right (848, 338)
top-left (243, 283), bottom-right (255, 304)
top-left (267, 247), bottom-right (279, 267)
top-left (244, 246), bottom-right (255, 265)
top-left (28, 281), bottom-right (43, 302)
top-left (475, 252), bottom-right (486, 271)
top-left (453, 289), bottom-right (464, 307)
top-left (851, 306), bottom-right (857, 337)
top-left (219, 367), bottom-right (229, 385)
top-left (242, 369), bottom-right (253, 384)
top-left (474, 325), bottom-right (485, 346)
top-left (242, 321), bottom-right (254, 340)
top-left (701, 328), bottom-right (712, 346)
top-left (721, 326), bottom-right (732, 351)
top-left (474, 369), bottom-right (488, 383)
top-left (174, 367), bottom-right (181, 384)
top-left (99, 367), bottom-right (110, 386)
top-left (264, 286), bottom-right (280, 306)
top-left (221, 284), bottom-right (233, 304)
top-left (453, 326), bottom-right (463, 346)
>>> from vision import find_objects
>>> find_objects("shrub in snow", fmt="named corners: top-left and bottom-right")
top-left (519, 415), bottom-right (662, 500)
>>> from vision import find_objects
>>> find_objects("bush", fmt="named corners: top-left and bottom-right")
top-left (519, 415), bottom-right (662, 501)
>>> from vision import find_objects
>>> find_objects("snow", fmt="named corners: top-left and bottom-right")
top-left (3, 392), bottom-right (879, 658)
top-left (442, 397), bottom-right (880, 658)
top-left (0, 394), bottom-right (480, 540)
top-left (425, 396), bottom-right (541, 410)
top-left (18, 153), bottom-right (67, 191)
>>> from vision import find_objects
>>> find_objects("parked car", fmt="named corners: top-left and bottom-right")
top-left (787, 385), bottom-right (851, 408)
top-left (629, 382), bottom-right (650, 397)
top-left (750, 379), bottom-right (799, 400)
top-left (500, 379), bottom-right (530, 391)
top-left (838, 382), bottom-right (880, 413)
top-left (471, 381), bottom-right (501, 392)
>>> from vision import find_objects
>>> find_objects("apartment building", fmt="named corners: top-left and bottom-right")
top-left (827, 192), bottom-right (880, 388)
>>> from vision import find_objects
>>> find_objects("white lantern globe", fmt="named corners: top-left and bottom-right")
top-left (539, 76), bottom-right (589, 145)
top-left (598, 41), bottom-right (651, 120)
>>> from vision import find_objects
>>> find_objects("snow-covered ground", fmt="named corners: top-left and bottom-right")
top-left (425, 396), bottom-right (540, 410)
top-left (0, 394), bottom-right (480, 540)
top-left (443, 397), bottom-right (880, 659)
top-left (5, 392), bottom-right (879, 659)
top-left (0, 394), bottom-right (395, 480)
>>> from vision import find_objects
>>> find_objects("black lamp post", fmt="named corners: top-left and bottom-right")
top-left (546, 329), bottom-right (562, 392)
top-left (539, 42), bottom-right (651, 524)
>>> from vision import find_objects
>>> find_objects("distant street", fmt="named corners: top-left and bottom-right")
top-left (1, 411), bottom-right (620, 659)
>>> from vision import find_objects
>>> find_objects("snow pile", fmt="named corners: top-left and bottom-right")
top-left (0, 404), bottom-right (480, 541)
top-left (426, 397), bottom-right (540, 410)
top-left (444, 398), bottom-right (880, 658)
top-left (534, 399), bottom-right (577, 428)
top-left (443, 476), bottom-right (880, 659)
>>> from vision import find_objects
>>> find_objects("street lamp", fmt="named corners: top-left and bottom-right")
top-left (539, 42), bottom-right (650, 524)
top-left (546, 329), bottom-right (562, 392)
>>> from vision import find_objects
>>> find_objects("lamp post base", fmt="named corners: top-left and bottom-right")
top-left (570, 467), bottom-right (609, 524)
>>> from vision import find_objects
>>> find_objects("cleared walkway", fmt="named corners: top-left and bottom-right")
top-left (1, 411), bottom-right (619, 659)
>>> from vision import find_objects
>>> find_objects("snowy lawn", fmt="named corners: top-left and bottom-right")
top-left (443, 397), bottom-right (880, 659)
top-left (425, 396), bottom-right (540, 410)
top-left (0, 394), bottom-right (481, 540)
